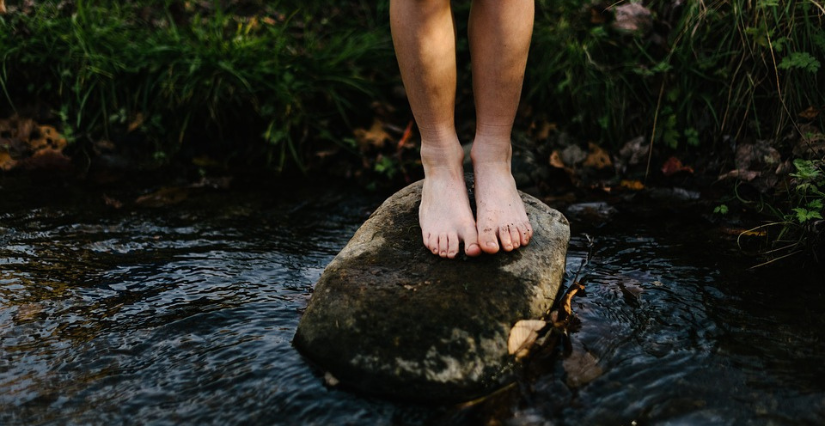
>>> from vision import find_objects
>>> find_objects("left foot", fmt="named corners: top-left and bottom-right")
top-left (471, 141), bottom-right (533, 254)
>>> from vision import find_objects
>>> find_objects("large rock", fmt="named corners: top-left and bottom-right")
top-left (294, 178), bottom-right (569, 402)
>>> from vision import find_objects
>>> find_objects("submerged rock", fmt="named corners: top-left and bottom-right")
top-left (293, 178), bottom-right (569, 402)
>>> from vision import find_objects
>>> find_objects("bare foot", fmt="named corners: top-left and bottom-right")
top-left (471, 142), bottom-right (533, 254)
top-left (419, 143), bottom-right (482, 258)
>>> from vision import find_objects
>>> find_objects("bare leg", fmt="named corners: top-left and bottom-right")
top-left (469, 0), bottom-right (535, 254)
top-left (390, 0), bottom-right (481, 258)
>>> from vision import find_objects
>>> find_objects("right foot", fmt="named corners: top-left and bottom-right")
top-left (419, 143), bottom-right (482, 258)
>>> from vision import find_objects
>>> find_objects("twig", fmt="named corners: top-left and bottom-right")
top-left (646, 78), bottom-right (667, 181)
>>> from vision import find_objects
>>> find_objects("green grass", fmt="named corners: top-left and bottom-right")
top-left (1, 0), bottom-right (393, 170)
top-left (527, 0), bottom-right (825, 150)
top-left (1, 0), bottom-right (822, 171)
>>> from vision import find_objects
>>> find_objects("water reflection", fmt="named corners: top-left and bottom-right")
top-left (1, 177), bottom-right (823, 425)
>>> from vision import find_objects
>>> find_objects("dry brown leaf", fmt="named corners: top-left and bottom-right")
top-left (135, 187), bottom-right (189, 207)
top-left (534, 121), bottom-right (557, 140)
top-left (0, 151), bottom-right (16, 171)
top-left (583, 142), bottom-right (612, 170)
top-left (128, 113), bottom-right (145, 132)
top-left (620, 179), bottom-right (645, 191)
top-left (799, 106), bottom-right (820, 120)
top-left (353, 118), bottom-right (391, 150)
top-left (549, 150), bottom-right (566, 169)
top-left (29, 125), bottom-right (67, 151)
top-left (508, 319), bottom-right (546, 358)
top-left (0, 0), bottom-right (6, 14)
top-left (661, 156), bottom-right (694, 176)
top-left (103, 195), bottom-right (124, 209)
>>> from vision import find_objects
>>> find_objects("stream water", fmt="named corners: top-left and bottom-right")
top-left (1, 175), bottom-right (823, 425)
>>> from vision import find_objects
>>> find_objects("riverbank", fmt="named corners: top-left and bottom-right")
top-left (1, 0), bottom-right (823, 261)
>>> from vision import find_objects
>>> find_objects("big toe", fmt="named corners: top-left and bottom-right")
top-left (461, 224), bottom-right (482, 257)
top-left (478, 225), bottom-right (500, 254)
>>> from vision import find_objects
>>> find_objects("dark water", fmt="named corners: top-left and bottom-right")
top-left (1, 176), bottom-right (823, 425)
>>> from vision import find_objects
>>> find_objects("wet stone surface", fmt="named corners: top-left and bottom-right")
top-left (294, 178), bottom-right (570, 402)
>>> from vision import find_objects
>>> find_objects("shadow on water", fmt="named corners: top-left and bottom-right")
top-left (1, 176), bottom-right (824, 425)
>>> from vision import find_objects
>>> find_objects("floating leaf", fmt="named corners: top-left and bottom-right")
top-left (563, 346), bottom-right (603, 388)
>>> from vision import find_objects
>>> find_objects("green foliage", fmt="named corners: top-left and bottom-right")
top-left (766, 159), bottom-right (825, 255)
top-left (779, 52), bottom-right (821, 73)
top-left (0, 0), bottom-right (393, 169)
top-left (526, 0), bottom-right (825, 149)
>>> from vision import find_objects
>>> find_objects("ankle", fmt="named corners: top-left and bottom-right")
top-left (420, 142), bottom-right (464, 172)
top-left (470, 140), bottom-right (512, 167)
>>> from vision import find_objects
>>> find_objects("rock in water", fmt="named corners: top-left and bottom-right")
top-left (293, 179), bottom-right (569, 402)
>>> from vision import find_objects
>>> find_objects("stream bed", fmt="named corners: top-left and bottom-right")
top-left (1, 175), bottom-right (823, 425)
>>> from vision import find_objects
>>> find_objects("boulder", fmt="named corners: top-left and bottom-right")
top-left (293, 178), bottom-right (569, 402)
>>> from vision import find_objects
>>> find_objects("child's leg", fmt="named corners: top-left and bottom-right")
top-left (468, 0), bottom-right (535, 254)
top-left (390, 0), bottom-right (481, 258)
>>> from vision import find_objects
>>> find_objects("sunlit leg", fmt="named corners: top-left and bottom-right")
top-left (390, 0), bottom-right (481, 258)
top-left (468, 0), bottom-right (535, 254)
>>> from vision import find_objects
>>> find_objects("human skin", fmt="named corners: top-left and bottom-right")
top-left (390, 0), bottom-right (534, 258)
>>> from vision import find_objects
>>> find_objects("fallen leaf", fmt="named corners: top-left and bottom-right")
top-left (718, 169), bottom-right (760, 181)
top-left (324, 372), bottom-right (340, 387)
top-left (353, 118), bottom-right (391, 150)
top-left (661, 156), bottom-right (694, 176)
top-left (127, 113), bottom-right (145, 132)
top-left (103, 195), bottom-right (124, 209)
top-left (583, 142), bottom-right (612, 170)
top-left (589, 5), bottom-right (607, 24)
top-left (563, 346), bottom-right (603, 388)
top-left (798, 106), bottom-right (820, 120)
top-left (720, 227), bottom-right (768, 237)
top-left (29, 125), bottom-right (67, 151)
top-left (508, 319), bottom-right (546, 358)
top-left (617, 136), bottom-right (648, 166)
top-left (736, 140), bottom-right (780, 170)
top-left (135, 186), bottom-right (189, 207)
top-left (611, 3), bottom-right (652, 33)
top-left (549, 150), bottom-right (566, 169)
top-left (534, 121), bottom-right (557, 140)
top-left (620, 179), bottom-right (645, 190)
top-left (0, 150), bottom-right (16, 171)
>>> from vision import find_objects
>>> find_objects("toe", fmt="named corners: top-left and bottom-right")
top-left (447, 231), bottom-right (459, 258)
top-left (438, 233), bottom-right (449, 258)
top-left (518, 221), bottom-right (532, 246)
top-left (427, 233), bottom-right (439, 255)
top-left (462, 224), bottom-right (482, 257)
top-left (499, 225), bottom-right (514, 251)
top-left (509, 224), bottom-right (521, 249)
top-left (478, 225), bottom-right (500, 254)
